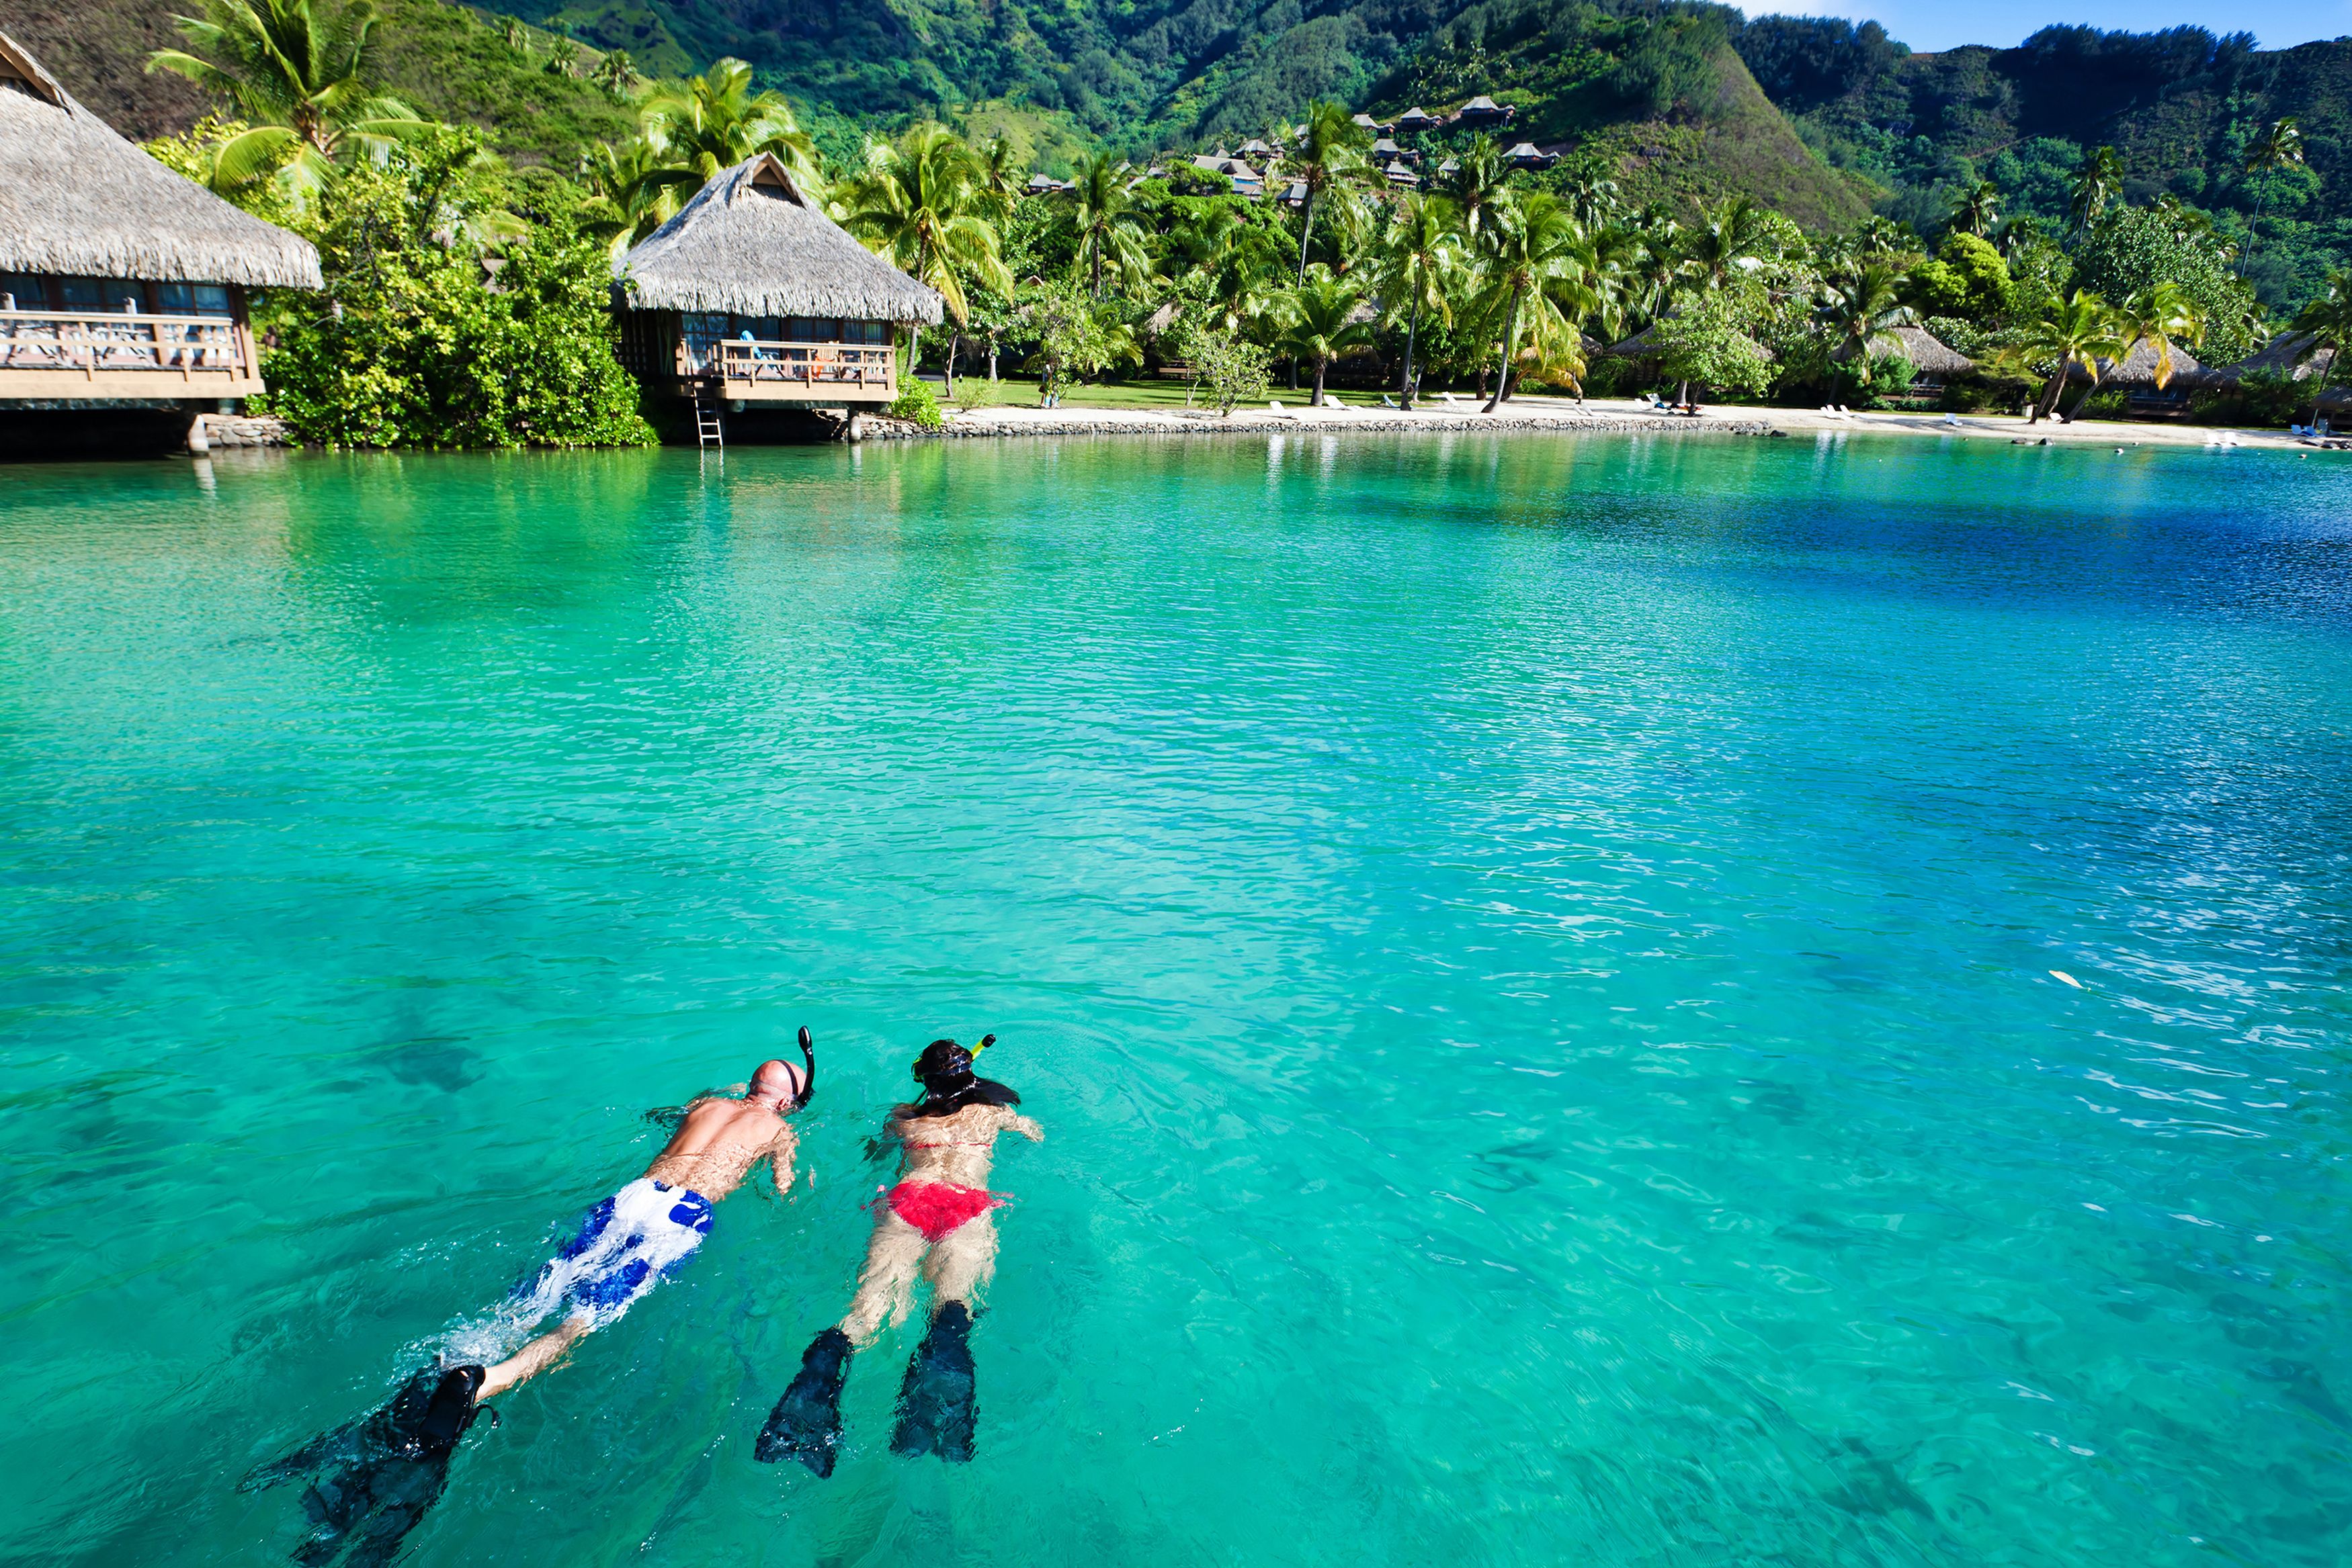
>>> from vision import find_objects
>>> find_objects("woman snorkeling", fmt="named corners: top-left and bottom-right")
top-left (757, 1036), bottom-right (1042, 1474)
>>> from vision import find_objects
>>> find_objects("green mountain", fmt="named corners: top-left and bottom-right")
top-left (1735, 19), bottom-right (2352, 302)
top-left (5, 0), bottom-right (2346, 294)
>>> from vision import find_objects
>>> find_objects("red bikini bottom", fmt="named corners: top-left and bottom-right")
top-left (887, 1180), bottom-right (1003, 1242)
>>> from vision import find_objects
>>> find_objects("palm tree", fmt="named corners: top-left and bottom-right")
top-left (1064, 152), bottom-right (1152, 299)
top-left (2111, 281), bottom-right (2203, 391)
top-left (1287, 99), bottom-right (1374, 282)
top-left (146, 0), bottom-right (423, 193)
top-left (2068, 145), bottom-right (2125, 234)
top-left (591, 48), bottom-right (642, 100)
top-left (2009, 290), bottom-right (2126, 423)
top-left (2289, 269), bottom-right (2352, 429)
top-left (639, 58), bottom-right (823, 194)
top-left (1474, 191), bottom-right (1601, 412)
top-left (1949, 179), bottom-right (2001, 238)
top-left (838, 125), bottom-right (1013, 398)
top-left (975, 136), bottom-right (1025, 222)
top-left (1380, 193), bottom-right (1466, 408)
top-left (2242, 116), bottom-right (2303, 262)
top-left (1816, 261), bottom-right (1916, 402)
top-left (1681, 195), bottom-right (1773, 290)
top-left (1267, 264), bottom-right (1374, 405)
top-left (1442, 132), bottom-right (1508, 245)
top-left (580, 138), bottom-right (694, 253)
top-left (544, 36), bottom-right (582, 77)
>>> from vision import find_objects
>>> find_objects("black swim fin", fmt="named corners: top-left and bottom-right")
top-left (889, 1302), bottom-right (976, 1463)
top-left (243, 1364), bottom-right (484, 1567)
top-left (755, 1327), bottom-right (853, 1476)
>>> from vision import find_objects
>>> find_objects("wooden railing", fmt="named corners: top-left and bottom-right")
top-left (0, 309), bottom-right (253, 381)
top-left (701, 340), bottom-right (895, 394)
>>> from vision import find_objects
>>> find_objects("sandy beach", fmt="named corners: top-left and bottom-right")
top-left (931, 392), bottom-right (2330, 450)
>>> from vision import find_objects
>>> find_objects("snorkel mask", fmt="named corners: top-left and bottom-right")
top-left (911, 1034), bottom-right (996, 1096)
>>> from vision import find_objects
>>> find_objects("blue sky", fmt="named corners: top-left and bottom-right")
top-left (1738, 0), bottom-right (2352, 53)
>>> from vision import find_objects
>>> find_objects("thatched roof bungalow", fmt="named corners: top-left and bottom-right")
top-left (2186, 331), bottom-right (2337, 388)
top-left (1834, 324), bottom-right (1974, 384)
top-left (1394, 107), bottom-right (1440, 134)
top-left (2073, 335), bottom-right (2201, 391)
top-left (612, 153), bottom-right (941, 411)
top-left (1, 31), bottom-right (319, 402)
top-left (1453, 95), bottom-right (1514, 128)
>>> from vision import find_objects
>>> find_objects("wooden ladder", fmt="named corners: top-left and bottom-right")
top-left (692, 384), bottom-right (724, 449)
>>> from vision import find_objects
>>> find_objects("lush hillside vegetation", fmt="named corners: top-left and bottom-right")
top-left (0, 0), bottom-right (632, 162)
top-left (1737, 19), bottom-right (2352, 304)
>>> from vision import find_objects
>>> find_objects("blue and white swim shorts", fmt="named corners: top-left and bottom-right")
top-left (507, 1178), bottom-right (714, 1331)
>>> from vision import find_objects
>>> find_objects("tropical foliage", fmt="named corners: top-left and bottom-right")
top-left (257, 130), bottom-right (654, 448)
top-left (127, 0), bottom-right (2346, 441)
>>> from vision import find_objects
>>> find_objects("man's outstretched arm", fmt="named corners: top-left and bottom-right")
top-left (1005, 1109), bottom-right (1044, 1143)
top-left (769, 1126), bottom-right (800, 1196)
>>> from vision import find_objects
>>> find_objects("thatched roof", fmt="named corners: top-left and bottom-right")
top-left (1607, 319), bottom-right (1773, 363)
top-left (0, 32), bottom-right (320, 290)
top-left (1833, 324), bottom-right (1974, 376)
top-left (2191, 331), bottom-right (2335, 385)
top-left (616, 154), bottom-right (943, 324)
top-left (2079, 335), bottom-right (2202, 388)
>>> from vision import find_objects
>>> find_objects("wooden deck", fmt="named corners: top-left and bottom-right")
top-left (0, 308), bottom-right (263, 397)
top-left (697, 340), bottom-right (896, 404)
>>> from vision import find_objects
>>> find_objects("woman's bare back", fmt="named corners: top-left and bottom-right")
top-left (890, 1102), bottom-right (1044, 1188)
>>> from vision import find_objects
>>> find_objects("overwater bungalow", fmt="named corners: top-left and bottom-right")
top-left (0, 32), bottom-right (320, 451)
top-left (612, 154), bottom-right (941, 441)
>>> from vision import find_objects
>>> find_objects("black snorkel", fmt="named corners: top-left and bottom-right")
top-left (792, 1025), bottom-right (816, 1111)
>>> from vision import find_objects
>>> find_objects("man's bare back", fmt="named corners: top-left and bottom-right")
top-left (646, 1093), bottom-right (798, 1199)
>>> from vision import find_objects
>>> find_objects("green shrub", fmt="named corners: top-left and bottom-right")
top-left (887, 378), bottom-right (945, 429)
top-left (2187, 367), bottom-right (2308, 427)
top-left (259, 128), bottom-right (652, 449)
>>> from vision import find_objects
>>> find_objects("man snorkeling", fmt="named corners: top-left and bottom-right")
top-left (757, 1035), bottom-right (1042, 1475)
top-left (243, 1031), bottom-right (816, 1567)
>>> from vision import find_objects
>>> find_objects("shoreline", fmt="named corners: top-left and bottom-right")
top-left (902, 394), bottom-right (2330, 451)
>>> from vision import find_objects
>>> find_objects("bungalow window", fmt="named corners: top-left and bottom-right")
top-left (848, 320), bottom-right (888, 344)
top-left (58, 277), bottom-right (142, 311)
top-left (682, 312), bottom-right (728, 367)
top-left (1, 273), bottom-right (48, 310)
top-left (152, 283), bottom-right (234, 316)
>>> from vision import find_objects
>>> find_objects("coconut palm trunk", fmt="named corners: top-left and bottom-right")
top-left (2031, 366), bottom-right (2068, 424)
top-left (1296, 185), bottom-right (1317, 284)
top-left (1483, 290), bottom-right (1523, 414)
top-left (1400, 290), bottom-right (1422, 408)
top-left (2308, 356), bottom-right (2338, 430)
top-left (943, 331), bottom-right (959, 400)
top-left (1312, 355), bottom-right (1327, 405)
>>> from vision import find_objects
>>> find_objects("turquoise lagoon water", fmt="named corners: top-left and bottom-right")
top-left (1, 431), bottom-right (2347, 1568)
